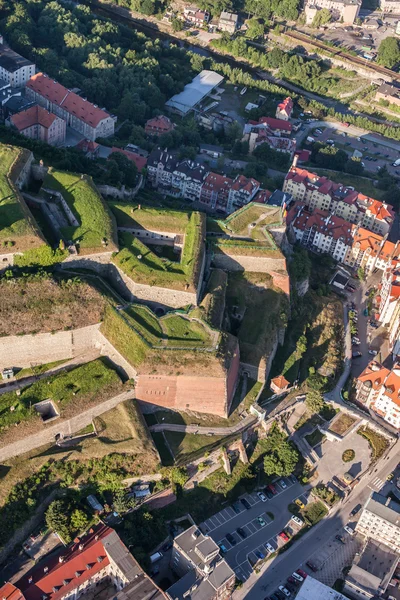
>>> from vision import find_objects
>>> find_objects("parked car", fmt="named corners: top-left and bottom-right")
top-left (226, 533), bottom-right (236, 546)
top-left (288, 475), bottom-right (297, 484)
top-left (344, 525), bottom-right (355, 535)
top-left (265, 488), bottom-right (274, 499)
top-left (274, 591), bottom-right (285, 600)
top-left (370, 322), bottom-right (379, 329)
top-left (279, 479), bottom-right (287, 489)
top-left (335, 535), bottom-right (346, 544)
top-left (257, 491), bottom-right (267, 502)
top-left (297, 569), bottom-right (308, 579)
top-left (218, 543), bottom-right (228, 554)
top-left (279, 531), bottom-right (290, 542)
top-left (232, 501), bottom-right (241, 514)
top-left (352, 352), bottom-right (362, 358)
top-left (368, 350), bottom-right (378, 356)
top-left (278, 586), bottom-right (291, 598)
top-left (287, 576), bottom-right (299, 585)
top-left (292, 572), bottom-right (304, 582)
top-left (240, 497), bottom-right (251, 510)
top-left (258, 515), bottom-right (267, 527)
top-left (351, 504), bottom-right (362, 516)
top-left (255, 549), bottom-right (265, 560)
top-left (162, 541), bottom-right (173, 552)
top-left (237, 527), bottom-right (247, 539)
top-left (306, 560), bottom-right (319, 572)
top-left (291, 515), bottom-right (304, 526)
top-left (387, 473), bottom-right (394, 481)
top-left (364, 308), bottom-right (369, 316)
top-left (264, 542), bottom-right (275, 554)
top-left (295, 498), bottom-right (305, 509)
top-left (268, 484), bottom-right (277, 495)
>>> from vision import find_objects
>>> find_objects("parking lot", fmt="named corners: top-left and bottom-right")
top-left (311, 126), bottom-right (400, 177)
top-left (199, 477), bottom-right (306, 582)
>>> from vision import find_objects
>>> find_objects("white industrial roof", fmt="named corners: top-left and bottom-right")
top-left (165, 70), bottom-right (224, 115)
top-left (295, 577), bottom-right (348, 600)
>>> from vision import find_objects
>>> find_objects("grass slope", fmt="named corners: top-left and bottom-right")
top-left (109, 203), bottom-right (190, 232)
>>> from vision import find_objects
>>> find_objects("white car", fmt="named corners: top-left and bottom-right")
top-left (344, 525), bottom-right (355, 536)
top-left (257, 491), bottom-right (267, 502)
top-left (292, 572), bottom-right (304, 582)
top-left (368, 350), bottom-right (378, 356)
top-left (265, 542), bottom-right (274, 554)
top-left (291, 515), bottom-right (304, 526)
top-left (279, 479), bottom-right (287, 489)
top-left (279, 586), bottom-right (291, 598)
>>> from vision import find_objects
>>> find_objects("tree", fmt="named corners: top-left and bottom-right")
top-left (245, 18), bottom-right (265, 40)
top-left (113, 489), bottom-right (137, 513)
top-left (169, 467), bottom-right (188, 487)
top-left (172, 18), bottom-right (183, 32)
top-left (305, 390), bottom-right (324, 413)
top-left (378, 37), bottom-right (400, 68)
top-left (70, 509), bottom-right (89, 533)
top-left (311, 8), bottom-right (331, 28)
top-left (296, 335), bottom-right (307, 354)
top-left (45, 499), bottom-right (71, 542)
top-left (262, 423), bottom-right (299, 477)
top-left (345, 157), bottom-right (364, 176)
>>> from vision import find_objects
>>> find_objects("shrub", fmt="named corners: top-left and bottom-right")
top-left (342, 449), bottom-right (355, 462)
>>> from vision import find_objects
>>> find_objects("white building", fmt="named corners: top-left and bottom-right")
top-left (356, 361), bottom-right (400, 429)
top-left (0, 41), bottom-right (35, 88)
top-left (304, 0), bottom-right (361, 24)
top-left (295, 576), bottom-right (349, 600)
top-left (356, 492), bottom-right (400, 552)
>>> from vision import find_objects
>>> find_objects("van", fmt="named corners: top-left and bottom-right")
top-left (149, 552), bottom-right (163, 564)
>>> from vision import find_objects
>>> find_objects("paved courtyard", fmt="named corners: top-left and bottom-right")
top-left (314, 430), bottom-right (371, 484)
top-left (310, 532), bottom-right (364, 587)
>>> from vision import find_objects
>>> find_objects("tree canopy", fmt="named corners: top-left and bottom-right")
top-left (378, 37), bottom-right (400, 69)
top-left (262, 423), bottom-right (299, 477)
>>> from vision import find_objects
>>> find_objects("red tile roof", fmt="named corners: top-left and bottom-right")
top-left (145, 115), bottom-right (175, 135)
top-left (271, 375), bottom-right (290, 389)
top-left (253, 189), bottom-right (272, 203)
top-left (17, 524), bottom-right (112, 600)
top-left (277, 97), bottom-right (293, 116)
top-left (0, 584), bottom-right (25, 600)
top-left (288, 203), bottom-right (353, 245)
top-left (27, 73), bottom-right (111, 128)
top-left (358, 361), bottom-right (400, 408)
top-left (76, 139), bottom-right (99, 154)
top-left (294, 149), bottom-right (311, 163)
top-left (10, 105), bottom-right (58, 131)
top-left (259, 117), bottom-right (292, 132)
top-left (202, 172), bottom-right (233, 193)
top-left (352, 227), bottom-right (383, 254)
top-left (110, 147), bottom-right (147, 171)
top-left (231, 174), bottom-right (260, 193)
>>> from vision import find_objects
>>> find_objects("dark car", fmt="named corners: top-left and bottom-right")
top-left (255, 549), bottom-right (265, 560)
top-left (335, 535), bottom-right (346, 544)
top-left (352, 352), bottom-right (362, 358)
top-left (232, 501), bottom-right (241, 514)
top-left (237, 527), bottom-right (247, 539)
top-left (264, 488), bottom-right (274, 499)
top-left (270, 595), bottom-right (280, 600)
top-left (274, 591), bottom-right (286, 600)
top-left (306, 560), bottom-right (319, 572)
top-left (226, 533), bottom-right (236, 546)
top-left (240, 497), bottom-right (251, 510)
top-left (288, 474), bottom-right (297, 484)
top-left (268, 484), bottom-right (277, 495)
top-left (162, 541), bottom-right (173, 552)
top-left (351, 503), bottom-right (362, 516)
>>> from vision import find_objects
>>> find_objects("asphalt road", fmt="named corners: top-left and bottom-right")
top-left (233, 442), bottom-right (399, 600)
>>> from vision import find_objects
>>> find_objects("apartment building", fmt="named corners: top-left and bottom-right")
top-left (0, 41), bottom-right (35, 88)
top-left (356, 360), bottom-right (400, 429)
top-left (304, 0), bottom-right (361, 24)
top-left (227, 175), bottom-right (260, 212)
top-left (167, 525), bottom-right (235, 600)
top-left (200, 172), bottom-right (233, 211)
top-left (283, 166), bottom-right (394, 236)
top-left (171, 160), bottom-right (208, 202)
top-left (145, 115), bottom-right (175, 137)
top-left (356, 492), bottom-right (400, 552)
top-left (379, 0), bottom-right (400, 12)
top-left (276, 97), bottom-right (293, 121)
top-left (345, 226), bottom-right (385, 274)
top-left (26, 73), bottom-right (115, 141)
top-left (183, 7), bottom-right (210, 25)
top-left (0, 524), bottom-right (166, 600)
top-left (8, 105), bottom-right (66, 145)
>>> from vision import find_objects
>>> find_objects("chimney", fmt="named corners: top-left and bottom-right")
top-left (292, 154), bottom-right (299, 168)
top-left (44, 567), bottom-right (49, 574)
top-left (79, 544), bottom-right (84, 551)
top-left (59, 556), bottom-right (65, 564)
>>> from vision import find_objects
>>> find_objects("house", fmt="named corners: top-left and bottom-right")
top-left (8, 105), bottom-right (66, 146)
top-left (26, 72), bottom-right (115, 141)
top-left (110, 147), bottom-right (148, 171)
top-left (270, 375), bottom-right (290, 394)
top-left (183, 7), bottom-right (210, 26)
top-left (0, 40), bottom-right (35, 88)
top-left (356, 362), bottom-right (400, 429)
top-left (258, 116), bottom-right (292, 135)
top-left (375, 83), bottom-right (400, 108)
top-left (166, 524), bottom-right (235, 600)
top-left (0, 524), bottom-right (167, 600)
top-left (304, 0), bottom-right (361, 24)
top-left (200, 172), bottom-right (233, 212)
top-left (243, 121), bottom-right (296, 157)
top-left (276, 97), bottom-right (293, 121)
top-left (227, 175), bottom-right (260, 212)
top-left (145, 115), bottom-right (175, 137)
top-left (218, 11), bottom-right (239, 33)
top-left (76, 138), bottom-right (100, 159)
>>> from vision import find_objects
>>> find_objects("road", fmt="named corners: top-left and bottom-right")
top-left (148, 415), bottom-right (257, 436)
top-left (234, 440), bottom-right (399, 600)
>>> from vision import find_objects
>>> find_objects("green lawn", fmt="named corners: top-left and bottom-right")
top-left (164, 431), bottom-right (226, 462)
top-left (108, 203), bottom-right (190, 232)
top-left (305, 429), bottom-right (326, 448)
top-left (212, 237), bottom-right (279, 257)
top-left (224, 203), bottom-right (281, 237)
top-left (162, 315), bottom-right (211, 347)
top-left (0, 359), bottom-right (123, 439)
top-left (43, 170), bottom-right (117, 252)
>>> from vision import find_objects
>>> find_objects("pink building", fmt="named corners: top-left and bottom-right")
top-left (8, 105), bottom-right (66, 145)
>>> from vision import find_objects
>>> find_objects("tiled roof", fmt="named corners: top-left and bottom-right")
top-left (76, 139), bottom-right (99, 153)
top-left (271, 375), bottom-right (289, 389)
top-left (358, 361), bottom-right (400, 408)
top-left (10, 105), bottom-right (58, 131)
top-left (352, 227), bottom-right (383, 254)
top-left (253, 189), bottom-right (272, 203)
top-left (277, 97), bottom-right (293, 115)
top-left (202, 172), bottom-right (233, 192)
top-left (259, 116), bottom-right (292, 132)
top-left (27, 73), bottom-right (111, 128)
top-left (145, 115), bottom-right (175, 133)
top-left (0, 583), bottom-right (25, 600)
top-left (17, 524), bottom-right (112, 600)
top-left (358, 361), bottom-right (390, 389)
top-left (289, 203), bottom-right (353, 245)
top-left (110, 147), bottom-right (147, 171)
top-left (231, 174), bottom-right (260, 193)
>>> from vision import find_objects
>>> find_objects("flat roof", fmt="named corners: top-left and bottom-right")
top-left (0, 44), bottom-right (34, 72)
top-left (350, 539), bottom-right (399, 592)
top-left (363, 492), bottom-right (400, 526)
top-left (295, 576), bottom-right (348, 600)
top-left (165, 70), bottom-right (224, 115)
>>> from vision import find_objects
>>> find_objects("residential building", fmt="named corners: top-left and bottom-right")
top-left (270, 375), bottom-right (290, 394)
top-left (76, 138), bottom-right (100, 159)
top-left (26, 72), bottom-right (115, 141)
top-left (0, 78), bottom-right (11, 112)
top-left (199, 143), bottom-right (224, 158)
top-left (379, 0), bottom-right (400, 12)
top-left (356, 361), bottom-right (400, 429)
top-left (144, 148), bottom-right (179, 190)
top-left (110, 147), bottom-right (148, 171)
top-left (218, 11), bottom-right (239, 33)
top-left (295, 576), bottom-right (349, 600)
top-left (2, 94), bottom-right (35, 119)
top-left (166, 70), bottom-right (223, 116)
top-left (183, 7), bottom-right (210, 26)
top-left (375, 83), bottom-right (400, 107)
top-left (346, 226), bottom-right (385, 274)
top-left (0, 524), bottom-right (167, 600)
top-left (283, 165), bottom-right (394, 236)
top-left (344, 539), bottom-right (399, 600)
top-left (227, 174), bottom-right (260, 212)
top-left (253, 189), bottom-right (272, 204)
top-left (356, 492), bottom-right (400, 552)
top-left (0, 41), bottom-right (35, 88)
top-left (170, 160), bottom-right (208, 202)
top-left (243, 121), bottom-right (296, 157)
top-left (8, 105), bottom-right (66, 145)
top-left (258, 116), bottom-right (292, 135)
top-left (167, 524), bottom-right (235, 600)
top-left (200, 172), bottom-right (233, 212)
top-left (145, 115), bottom-right (175, 137)
top-left (304, 0), bottom-right (361, 24)
top-left (275, 97), bottom-right (293, 121)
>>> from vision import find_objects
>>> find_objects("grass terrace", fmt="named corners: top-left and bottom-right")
top-left (0, 359), bottom-right (124, 445)
top-left (108, 203), bottom-right (190, 232)
top-left (0, 145), bottom-right (44, 253)
top-left (224, 203), bottom-right (282, 237)
top-left (211, 237), bottom-right (280, 257)
top-left (43, 170), bottom-right (117, 253)
top-left (113, 211), bottom-right (205, 292)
